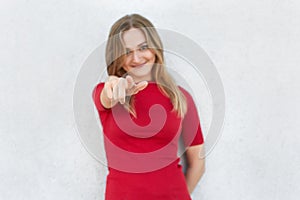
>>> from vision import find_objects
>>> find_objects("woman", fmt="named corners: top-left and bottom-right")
top-left (92, 14), bottom-right (205, 200)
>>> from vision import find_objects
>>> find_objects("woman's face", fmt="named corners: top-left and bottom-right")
top-left (122, 28), bottom-right (156, 82)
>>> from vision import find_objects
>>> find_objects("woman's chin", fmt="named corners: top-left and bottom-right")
top-left (127, 66), bottom-right (152, 80)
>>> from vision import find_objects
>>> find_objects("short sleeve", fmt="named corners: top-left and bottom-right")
top-left (180, 87), bottom-right (204, 147)
top-left (92, 82), bottom-right (111, 112)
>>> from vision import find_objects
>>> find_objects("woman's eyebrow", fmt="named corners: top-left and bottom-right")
top-left (137, 42), bottom-right (147, 46)
top-left (125, 42), bottom-right (147, 50)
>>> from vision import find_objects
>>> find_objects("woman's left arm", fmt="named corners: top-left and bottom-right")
top-left (184, 144), bottom-right (205, 194)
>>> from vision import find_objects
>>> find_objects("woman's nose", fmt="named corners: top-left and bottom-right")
top-left (132, 50), bottom-right (141, 62)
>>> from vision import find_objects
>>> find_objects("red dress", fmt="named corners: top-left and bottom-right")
top-left (92, 82), bottom-right (204, 200)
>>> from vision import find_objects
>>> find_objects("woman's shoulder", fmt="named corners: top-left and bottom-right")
top-left (93, 82), bottom-right (105, 91)
top-left (177, 85), bottom-right (193, 100)
top-left (92, 82), bottom-right (106, 99)
top-left (95, 82), bottom-right (105, 87)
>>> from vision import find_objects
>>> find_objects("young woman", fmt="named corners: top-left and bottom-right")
top-left (92, 14), bottom-right (205, 200)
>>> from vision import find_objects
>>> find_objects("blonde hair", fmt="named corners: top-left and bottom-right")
top-left (105, 14), bottom-right (187, 118)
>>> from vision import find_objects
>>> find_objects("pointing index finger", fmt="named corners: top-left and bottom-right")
top-left (125, 75), bottom-right (135, 89)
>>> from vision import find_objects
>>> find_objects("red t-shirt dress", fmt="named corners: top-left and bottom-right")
top-left (92, 82), bottom-right (204, 200)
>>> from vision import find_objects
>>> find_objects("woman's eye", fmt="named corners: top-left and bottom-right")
top-left (125, 50), bottom-right (132, 55)
top-left (140, 45), bottom-right (148, 51)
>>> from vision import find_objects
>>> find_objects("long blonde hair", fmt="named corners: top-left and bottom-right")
top-left (105, 14), bottom-right (187, 118)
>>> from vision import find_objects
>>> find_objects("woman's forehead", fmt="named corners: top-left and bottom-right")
top-left (122, 28), bottom-right (147, 49)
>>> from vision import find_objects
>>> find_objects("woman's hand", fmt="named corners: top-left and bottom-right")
top-left (100, 75), bottom-right (148, 108)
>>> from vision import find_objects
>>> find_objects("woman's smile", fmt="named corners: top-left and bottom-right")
top-left (131, 62), bottom-right (147, 68)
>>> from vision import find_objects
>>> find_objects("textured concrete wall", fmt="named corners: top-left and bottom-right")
top-left (1, 0), bottom-right (299, 199)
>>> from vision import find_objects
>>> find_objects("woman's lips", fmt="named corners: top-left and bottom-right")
top-left (131, 62), bottom-right (147, 68)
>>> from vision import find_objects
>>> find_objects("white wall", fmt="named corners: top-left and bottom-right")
top-left (1, 0), bottom-right (299, 199)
